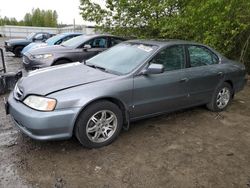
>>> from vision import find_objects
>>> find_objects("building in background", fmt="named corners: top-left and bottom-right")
top-left (0, 25), bottom-right (96, 37)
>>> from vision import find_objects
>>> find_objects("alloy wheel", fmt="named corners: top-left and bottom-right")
top-left (86, 110), bottom-right (118, 143)
top-left (216, 87), bottom-right (230, 109)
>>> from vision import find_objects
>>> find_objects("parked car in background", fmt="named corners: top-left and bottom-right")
top-left (4, 32), bottom-right (54, 57)
top-left (22, 34), bottom-right (126, 70)
top-left (21, 32), bottom-right (83, 55)
top-left (6, 40), bottom-right (247, 148)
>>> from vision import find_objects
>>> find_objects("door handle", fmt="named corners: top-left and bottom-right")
top-left (217, 72), bottom-right (224, 76)
top-left (180, 78), bottom-right (189, 83)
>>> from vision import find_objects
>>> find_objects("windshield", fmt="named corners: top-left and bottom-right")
top-left (61, 35), bottom-right (91, 48)
top-left (26, 33), bottom-right (35, 40)
top-left (86, 43), bottom-right (158, 75)
top-left (45, 34), bottom-right (65, 45)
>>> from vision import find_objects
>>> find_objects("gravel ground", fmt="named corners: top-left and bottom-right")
top-left (0, 37), bottom-right (250, 188)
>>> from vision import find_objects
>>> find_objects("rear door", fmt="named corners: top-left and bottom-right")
top-left (184, 45), bottom-right (225, 105)
top-left (132, 45), bottom-right (190, 118)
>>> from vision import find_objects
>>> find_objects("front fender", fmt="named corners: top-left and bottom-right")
top-left (48, 76), bottom-right (133, 113)
top-left (48, 77), bottom-right (133, 130)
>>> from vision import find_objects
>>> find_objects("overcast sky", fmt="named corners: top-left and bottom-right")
top-left (0, 0), bottom-right (104, 25)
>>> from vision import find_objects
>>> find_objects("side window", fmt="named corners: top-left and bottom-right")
top-left (43, 33), bottom-right (49, 39)
top-left (188, 46), bottom-right (219, 67)
top-left (110, 37), bottom-right (124, 47)
top-left (61, 36), bottom-right (74, 43)
top-left (151, 45), bottom-right (185, 71)
top-left (34, 33), bottom-right (44, 40)
top-left (54, 39), bottom-right (62, 45)
top-left (85, 37), bottom-right (108, 48)
top-left (42, 33), bottom-right (49, 39)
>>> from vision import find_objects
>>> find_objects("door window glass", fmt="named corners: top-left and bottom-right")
top-left (188, 46), bottom-right (219, 67)
top-left (85, 37), bottom-right (108, 48)
top-left (34, 33), bottom-right (43, 40)
top-left (110, 38), bottom-right (125, 47)
top-left (62, 35), bottom-right (74, 43)
top-left (151, 45), bottom-right (185, 71)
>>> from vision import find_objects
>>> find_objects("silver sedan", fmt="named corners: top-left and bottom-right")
top-left (6, 40), bottom-right (247, 148)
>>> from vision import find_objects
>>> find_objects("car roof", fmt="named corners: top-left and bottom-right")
top-left (126, 39), bottom-right (204, 47)
top-left (36, 32), bottom-right (52, 34)
top-left (83, 34), bottom-right (125, 39)
top-left (60, 32), bottom-right (83, 36)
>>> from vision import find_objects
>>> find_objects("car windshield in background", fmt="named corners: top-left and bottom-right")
top-left (45, 34), bottom-right (65, 45)
top-left (26, 33), bottom-right (35, 40)
top-left (61, 35), bottom-right (91, 48)
top-left (86, 43), bottom-right (158, 75)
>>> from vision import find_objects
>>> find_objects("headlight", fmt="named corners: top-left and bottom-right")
top-left (23, 95), bottom-right (57, 111)
top-left (32, 54), bottom-right (53, 59)
top-left (6, 42), bottom-right (11, 46)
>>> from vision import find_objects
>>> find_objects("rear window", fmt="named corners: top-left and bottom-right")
top-left (188, 45), bottom-right (219, 67)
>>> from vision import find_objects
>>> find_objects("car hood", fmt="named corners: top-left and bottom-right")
top-left (17, 62), bottom-right (116, 97)
top-left (28, 45), bottom-right (72, 54)
top-left (7, 38), bottom-right (30, 45)
top-left (29, 42), bottom-right (47, 49)
top-left (22, 42), bottom-right (47, 54)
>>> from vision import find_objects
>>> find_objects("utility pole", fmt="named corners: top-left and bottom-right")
top-left (0, 9), bottom-right (2, 26)
top-left (73, 18), bottom-right (75, 32)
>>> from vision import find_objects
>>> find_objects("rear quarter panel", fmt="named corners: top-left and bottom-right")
top-left (223, 60), bottom-right (246, 93)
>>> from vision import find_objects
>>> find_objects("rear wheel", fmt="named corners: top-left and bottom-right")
top-left (74, 101), bottom-right (123, 148)
top-left (13, 46), bottom-right (23, 57)
top-left (207, 82), bottom-right (233, 112)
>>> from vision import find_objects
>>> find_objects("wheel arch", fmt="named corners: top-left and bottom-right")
top-left (73, 97), bottom-right (130, 134)
top-left (224, 79), bottom-right (234, 97)
top-left (13, 45), bottom-right (24, 52)
top-left (13, 45), bottom-right (24, 49)
top-left (52, 57), bottom-right (72, 66)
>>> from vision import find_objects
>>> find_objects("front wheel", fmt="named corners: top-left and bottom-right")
top-left (74, 101), bottom-right (123, 148)
top-left (14, 46), bottom-right (23, 57)
top-left (207, 82), bottom-right (233, 112)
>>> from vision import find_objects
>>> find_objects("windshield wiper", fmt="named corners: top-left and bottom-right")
top-left (89, 64), bottom-right (106, 71)
top-left (85, 63), bottom-right (112, 73)
top-left (85, 63), bottom-right (121, 75)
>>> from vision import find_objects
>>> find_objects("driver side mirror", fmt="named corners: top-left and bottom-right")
top-left (83, 44), bottom-right (91, 51)
top-left (141, 64), bottom-right (164, 75)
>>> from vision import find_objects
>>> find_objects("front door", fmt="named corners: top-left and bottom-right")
top-left (79, 37), bottom-right (109, 61)
top-left (132, 45), bottom-right (190, 119)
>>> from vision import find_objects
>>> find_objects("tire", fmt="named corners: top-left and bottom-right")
top-left (74, 101), bottom-right (123, 148)
top-left (13, 46), bottom-right (23, 57)
top-left (206, 82), bottom-right (233, 112)
top-left (53, 59), bottom-right (71, 66)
